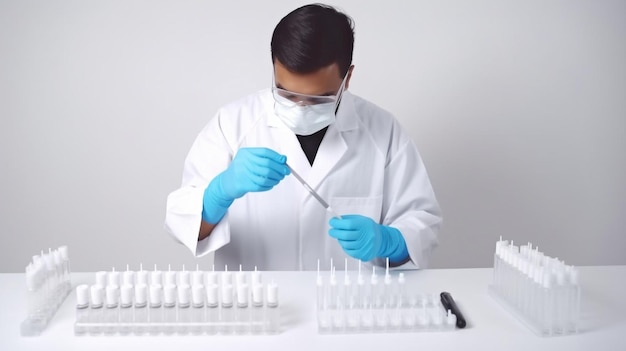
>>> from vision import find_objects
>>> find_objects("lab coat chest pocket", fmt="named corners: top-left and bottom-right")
top-left (329, 196), bottom-right (383, 222)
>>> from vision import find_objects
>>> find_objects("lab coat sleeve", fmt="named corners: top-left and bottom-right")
top-left (379, 134), bottom-right (442, 270)
top-left (164, 112), bottom-right (234, 257)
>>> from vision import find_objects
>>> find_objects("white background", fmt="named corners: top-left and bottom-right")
top-left (1, 0), bottom-right (624, 272)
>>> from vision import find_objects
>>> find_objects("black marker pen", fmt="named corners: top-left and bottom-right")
top-left (440, 291), bottom-right (467, 328)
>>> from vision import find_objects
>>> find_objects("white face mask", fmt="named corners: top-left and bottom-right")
top-left (273, 97), bottom-right (337, 136)
top-left (272, 73), bottom-right (348, 136)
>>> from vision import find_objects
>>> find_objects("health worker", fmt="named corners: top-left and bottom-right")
top-left (165, 3), bottom-right (442, 270)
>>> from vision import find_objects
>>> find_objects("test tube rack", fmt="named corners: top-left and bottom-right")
top-left (74, 265), bottom-right (280, 336)
top-left (20, 246), bottom-right (72, 336)
top-left (488, 238), bottom-right (581, 337)
top-left (316, 259), bottom-right (458, 334)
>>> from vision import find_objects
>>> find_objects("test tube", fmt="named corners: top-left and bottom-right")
top-left (162, 284), bottom-right (177, 334)
top-left (58, 246), bottom-right (70, 290)
top-left (540, 271), bottom-right (554, 336)
top-left (220, 284), bottom-right (234, 334)
top-left (372, 267), bottom-right (388, 330)
top-left (89, 285), bottom-right (104, 335)
top-left (119, 284), bottom-right (133, 335)
top-left (251, 283), bottom-right (264, 334)
top-left (74, 285), bottom-right (89, 336)
top-left (329, 266), bottom-right (341, 332)
top-left (191, 284), bottom-right (206, 335)
top-left (104, 285), bottom-right (120, 335)
top-left (266, 282), bottom-right (279, 334)
top-left (133, 283), bottom-right (148, 335)
top-left (149, 284), bottom-right (163, 335)
top-left (236, 283), bottom-right (250, 334)
top-left (177, 284), bottom-right (191, 334)
top-left (568, 267), bottom-right (581, 333)
top-left (316, 260), bottom-right (329, 333)
top-left (205, 283), bottom-right (219, 335)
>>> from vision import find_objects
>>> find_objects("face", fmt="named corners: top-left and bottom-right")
top-left (273, 60), bottom-right (353, 98)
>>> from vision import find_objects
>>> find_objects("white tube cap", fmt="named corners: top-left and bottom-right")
top-left (164, 284), bottom-right (176, 305)
top-left (120, 284), bottom-right (133, 306)
top-left (134, 284), bottom-right (148, 305)
top-left (221, 284), bottom-right (233, 305)
top-left (150, 284), bottom-right (163, 305)
top-left (206, 284), bottom-right (219, 306)
top-left (237, 283), bottom-right (249, 305)
top-left (90, 285), bottom-right (104, 306)
top-left (106, 285), bottom-right (120, 306)
top-left (76, 285), bottom-right (89, 307)
top-left (192, 284), bottom-right (205, 305)
top-left (252, 284), bottom-right (263, 305)
top-left (177, 284), bottom-right (191, 305)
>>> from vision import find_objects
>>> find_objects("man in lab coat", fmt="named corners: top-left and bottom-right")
top-left (165, 4), bottom-right (441, 271)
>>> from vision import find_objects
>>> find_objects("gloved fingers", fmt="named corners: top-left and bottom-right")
top-left (243, 148), bottom-right (290, 176)
top-left (248, 158), bottom-right (290, 177)
top-left (328, 228), bottom-right (362, 241)
top-left (244, 147), bottom-right (287, 164)
top-left (337, 239), bottom-right (364, 250)
top-left (329, 214), bottom-right (371, 230)
top-left (246, 164), bottom-right (288, 183)
top-left (247, 172), bottom-right (283, 189)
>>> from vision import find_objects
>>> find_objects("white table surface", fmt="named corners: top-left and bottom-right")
top-left (1, 266), bottom-right (625, 351)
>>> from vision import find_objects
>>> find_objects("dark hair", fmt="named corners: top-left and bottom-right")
top-left (271, 3), bottom-right (354, 77)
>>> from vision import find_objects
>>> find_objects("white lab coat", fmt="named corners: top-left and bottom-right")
top-left (165, 89), bottom-right (441, 271)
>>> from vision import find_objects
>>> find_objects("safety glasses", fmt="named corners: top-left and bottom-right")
top-left (272, 73), bottom-right (348, 107)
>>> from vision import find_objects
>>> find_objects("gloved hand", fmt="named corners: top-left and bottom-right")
top-left (328, 214), bottom-right (409, 263)
top-left (202, 147), bottom-right (290, 224)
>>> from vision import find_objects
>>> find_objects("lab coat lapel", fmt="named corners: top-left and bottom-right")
top-left (306, 92), bottom-right (358, 191)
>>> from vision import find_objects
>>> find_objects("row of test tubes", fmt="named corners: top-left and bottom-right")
top-left (490, 237), bottom-right (581, 336)
top-left (316, 259), bottom-right (457, 333)
top-left (21, 246), bottom-right (72, 336)
top-left (74, 264), bottom-right (279, 335)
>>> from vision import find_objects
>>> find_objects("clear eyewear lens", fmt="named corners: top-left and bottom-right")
top-left (272, 88), bottom-right (337, 106)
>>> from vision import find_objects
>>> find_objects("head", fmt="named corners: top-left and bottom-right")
top-left (271, 4), bottom-right (355, 96)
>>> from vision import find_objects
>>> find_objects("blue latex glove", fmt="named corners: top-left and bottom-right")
top-left (202, 147), bottom-right (290, 224)
top-left (328, 214), bottom-right (409, 263)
